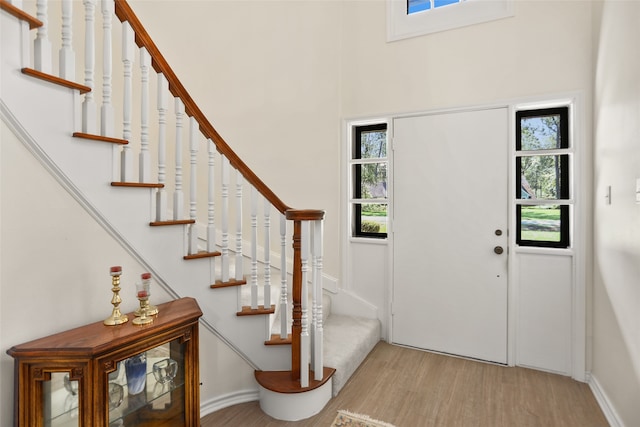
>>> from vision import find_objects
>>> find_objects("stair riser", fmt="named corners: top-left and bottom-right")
top-left (258, 379), bottom-right (332, 421)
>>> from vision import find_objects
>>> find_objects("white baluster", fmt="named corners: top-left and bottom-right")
top-left (120, 21), bottom-right (134, 181)
top-left (156, 74), bottom-right (168, 221)
top-left (100, 0), bottom-right (113, 136)
top-left (221, 156), bottom-right (230, 283)
top-left (188, 117), bottom-right (199, 254)
top-left (235, 171), bottom-right (243, 282)
top-left (139, 48), bottom-right (150, 183)
top-left (310, 223), bottom-right (316, 370)
top-left (173, 98), bottom-right (185, 219)
top-left (250, 187), bottom-right (258, 309)
top-left (19, 3), bottom-right (30, 69)
top-left (300, 221), bottom-right (310, 388)
top-left (81, 0), bottom-right (96, 134)
top-left (280, 214), bottom-right (288, 339)
top-left (263, 198), bottom-right (271, 309)
top-left (207, 140), bottom-right (216, 253)
top-left (59, 0), bottom-right (74, 80)
top-left (312, 219), bottom-right (324, 380)
top-left (34, 0), bottom-right (52, 73)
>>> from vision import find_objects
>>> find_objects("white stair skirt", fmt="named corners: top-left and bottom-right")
top-left (257, 377), bottom-right (333, 421)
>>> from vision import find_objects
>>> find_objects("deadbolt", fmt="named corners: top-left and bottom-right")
top-left (495, 229), bottom-right (503, 236)
top-left (494, 246), bottom-right (504, 255)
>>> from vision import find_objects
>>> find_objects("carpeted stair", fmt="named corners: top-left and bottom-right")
top-left (269, 289), bottom-right (380, 396)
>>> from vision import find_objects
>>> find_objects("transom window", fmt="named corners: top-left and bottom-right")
top-left (388, 0), bottom-right (514, 41)
top-left (515, 107), bottom-right (571, 248)
top-left (408, 0), bottom-right (463, 14)
top-left (350, 123), bottom-right (388, 239)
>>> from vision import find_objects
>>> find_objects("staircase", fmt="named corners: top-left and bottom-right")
top-left (0, 0), bottom-right (380, 421)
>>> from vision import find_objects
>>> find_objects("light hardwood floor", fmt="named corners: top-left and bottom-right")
top-left (201, 342), bottom-right (608, 427)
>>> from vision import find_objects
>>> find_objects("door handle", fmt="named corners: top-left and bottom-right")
top-left (494, 246), bottom-right (504, 255)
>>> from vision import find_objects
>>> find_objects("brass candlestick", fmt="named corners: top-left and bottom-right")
top-left (104, 266), bottom-right (129, 326)
top-left (134, 273), bottom-right (158, 317)
top-left (132, 281), bottom-right (153, 325)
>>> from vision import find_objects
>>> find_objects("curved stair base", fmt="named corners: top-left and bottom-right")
top-left (255, 367), bottom-right (335, 421)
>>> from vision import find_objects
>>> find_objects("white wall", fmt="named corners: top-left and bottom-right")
top-left (0, 123), bottom-right (256, 426)
top-left (592, 1), bottom-right (640, 425)
top-left (340, 1), bottom-right (594, 344)
top-left (340, 1), bottom-right (593, 117)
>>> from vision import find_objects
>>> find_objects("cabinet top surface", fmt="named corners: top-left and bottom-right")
top-left (6, 297), bottom-right (202, 359)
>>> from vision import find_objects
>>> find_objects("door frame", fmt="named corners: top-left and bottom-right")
top-left (342, 93), bottom-right (587, 380)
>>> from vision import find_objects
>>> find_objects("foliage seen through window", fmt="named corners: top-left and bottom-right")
top-left (353, 124), bottom-right (388, 238)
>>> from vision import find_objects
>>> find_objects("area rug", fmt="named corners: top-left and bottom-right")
top-left (331, 410), bottom-right (396, 427)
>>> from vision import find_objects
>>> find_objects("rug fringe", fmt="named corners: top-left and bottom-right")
top-left (337, 409), bottom-right (397, 427)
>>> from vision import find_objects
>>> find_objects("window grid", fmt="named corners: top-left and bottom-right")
top-left (515, 107), bottom-right (571, 248)
top-left (351, 123), bottom-right (388, 239)
top-left (408, 0), bottom-right (464, 15)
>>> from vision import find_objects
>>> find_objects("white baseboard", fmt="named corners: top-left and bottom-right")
top-left (200, 388), bottom-right (259, 418)
top-left (588, 373), bottom-right (624, 427)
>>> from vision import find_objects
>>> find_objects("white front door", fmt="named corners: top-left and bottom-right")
top-left (392, 108), bottom-right (509, 364)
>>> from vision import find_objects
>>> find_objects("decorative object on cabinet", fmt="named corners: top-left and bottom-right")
top-left (7, 297), bottom-right (202, 427)
top-left (133, 281), bottom-right (153, 326)
top-left (153, 358), bottom-right (178, 385)
top-left (124, 353), bottom-right (148, 394)
top-left (104, 266), bottom-right (129, 326)
top-left (135, 272), bottom-right (159, 317)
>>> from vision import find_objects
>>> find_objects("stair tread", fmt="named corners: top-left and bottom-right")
top-left (265, 334), bottom-right (292, 346)
top-left (73, 132), bottom-right (128, 145)
top-left (0, 1), bottom-right (42, 29)
top-left (149, 219), bottom-right (195, 226)
top-left (111, 181), bottom-right (164, 188)
top-left (210, 277), bottom-right (247, 289)
top-left (237, 305), bottom-right (275, 316)
top-left (183, 250), bottom-right (221, 260)
top-left (21, 68), bottom-right (90, 93)
top-left (254, 366), bottom-right (335, 394)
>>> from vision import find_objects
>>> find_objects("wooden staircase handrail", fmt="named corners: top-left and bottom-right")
top-left (114, 0), bottom-right (295, 215)
top-left (285, 209), bottom-right (326, 222)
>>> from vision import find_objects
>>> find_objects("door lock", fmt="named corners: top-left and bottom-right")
top-left (494, 246), bottom-right (504, 255)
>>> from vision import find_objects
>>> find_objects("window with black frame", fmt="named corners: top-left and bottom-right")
top-left (352, 123), bottom-right (388, 239)
top-left (515, 107), bottom-right (571, 248)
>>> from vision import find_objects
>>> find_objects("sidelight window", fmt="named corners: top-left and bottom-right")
top-left (351, 123), bottom-right (388, 239)
top-left (515, 107), bottom-right (571, 248)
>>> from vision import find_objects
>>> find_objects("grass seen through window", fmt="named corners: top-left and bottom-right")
top-left (520, 205), bottom-right (561, 242)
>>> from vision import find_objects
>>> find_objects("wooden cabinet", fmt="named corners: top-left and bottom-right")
top-left (7, 297), bottom-right (202, 427)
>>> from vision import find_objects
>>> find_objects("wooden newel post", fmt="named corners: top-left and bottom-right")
top-left (286, 209), bottom-right (324, 383)
top-left (290, 219), bottom-right (303, 381)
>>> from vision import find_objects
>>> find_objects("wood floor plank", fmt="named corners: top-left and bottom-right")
top-left (201, 342), bottom-right (609, 426)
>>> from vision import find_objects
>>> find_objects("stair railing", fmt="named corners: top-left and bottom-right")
top-left (1, 0), bottom-right (324, 385)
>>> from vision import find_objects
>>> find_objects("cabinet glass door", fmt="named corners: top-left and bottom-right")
top-left (43, 372), bottom-right (80, 427)
top-left (108, 338), bottom-right (186, 427)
